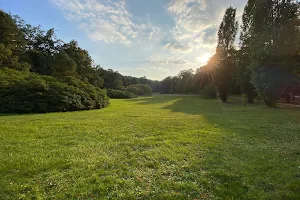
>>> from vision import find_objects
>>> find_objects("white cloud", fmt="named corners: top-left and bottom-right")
top-left (167, 0), bottom-right (247, 50)
top-left (50, 0), bottom-right (160, 45)
top-left (164, 42), bottom-right (193, 53)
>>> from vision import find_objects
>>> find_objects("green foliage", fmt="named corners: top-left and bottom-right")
top-left (243, 0), bottom-right (300, 107)
top-left (0, 10), bottom-right (25, 49)
top-left (52, 50), bottom-right (76, 77)
top-left (106, 89), bottom-right (137, 99)
top-left (126, 84), bottom-right (152, 96)
top-left (0, 43), bottom-right (30, 71)
top-left (201, 84), bottom-right (217, 99)
top-left (236, 50), bottom-right (256, 103)
top-left (217, 7), bottom-right (238, 52)
top-left (159, 69), bottom-right (201, 94)
top-left (100, 68), bottom-right (124, 90)
top-left (122, 76), bottom-right (160, 93)
top-left (176, 69), bottom-right (195, 93)
top-left (0, 68), bottom-right (109, 113)
top-left (159, 76), bottom-right (174, 94)
top-left (62, 40), bottom-right (105, 87)
top-left (251, 67), bottom-right (296, 107)
top-left (214, 7), bottom-right (238, 102)
top-left (25, 49), bottom-right (53, 75)
top-left (214, 57), bottom-right (235, 102)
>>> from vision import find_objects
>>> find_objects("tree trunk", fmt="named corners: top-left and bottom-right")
top-left (248, 96), bottom-right (254, 104)
top-left (285, 93), bottom-right (291, 103)
top-left (219, 90), bottom-right (228, 102)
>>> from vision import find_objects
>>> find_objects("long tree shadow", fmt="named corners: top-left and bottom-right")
top-left (129, 95), bottom-right (183, 105)
top-left (130, 95), bottom-right (300, 198)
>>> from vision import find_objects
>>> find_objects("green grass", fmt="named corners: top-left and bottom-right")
top-left (0, 95), bottom-right (300, 199)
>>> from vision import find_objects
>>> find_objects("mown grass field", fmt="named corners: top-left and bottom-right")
top-left (0, 95), bottom-right (300, 199)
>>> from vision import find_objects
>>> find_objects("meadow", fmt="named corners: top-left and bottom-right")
top-left (0, 95), bottom-right (299, 199)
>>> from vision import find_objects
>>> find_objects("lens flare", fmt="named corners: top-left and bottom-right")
top-left (196, 52), bottom-right (212, 64)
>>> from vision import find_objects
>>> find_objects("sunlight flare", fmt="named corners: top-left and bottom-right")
top-left (196, 52), bottom-right (212, 64)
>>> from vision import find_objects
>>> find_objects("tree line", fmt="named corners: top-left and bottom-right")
top-left (0, 9), bottom-right (155, 113)
top-left (160, 0), bottom-right (300, 107)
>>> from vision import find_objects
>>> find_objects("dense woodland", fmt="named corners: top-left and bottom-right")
top-left (0, 0), bottom-right (299, 113)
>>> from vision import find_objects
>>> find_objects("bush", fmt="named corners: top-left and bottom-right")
top-left (126, 84), bottom-right (152, 96)
top-left (106, 89), bottom-right (137, 99)
top-left (217, 85), bottom-right (229, 102)
top-left (251, 67), bottom-right (294, 107)
top-left (0, 68), bottom-right (109, 113)
top-left (201, 84), bottom-right (217, 99)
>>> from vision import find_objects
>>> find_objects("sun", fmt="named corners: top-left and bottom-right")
top-left (196, 52), bottom-right (212, 64)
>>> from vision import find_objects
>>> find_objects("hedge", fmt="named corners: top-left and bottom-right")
top-left (0, 68), bottom-right (109, 113)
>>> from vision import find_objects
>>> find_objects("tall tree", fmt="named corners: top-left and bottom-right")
top-left (63, 40), bottom-right (94, 81)
top-left (214, 7), bottom-right (238, 102)
top-left (0, 10), bottom-right (26, 50)
top-left (0, 10), bottom-right (29, 71)
top-left (248, 0), bottom-right (300, 107)
top-left (15, 23), bottom-right (63, 75)
top-left (52, 50), bottom-right (76, 77)
top-left (237, 0), bottom-right (258, 103)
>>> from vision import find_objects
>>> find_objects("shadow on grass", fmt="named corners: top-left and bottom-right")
top-left (131, 95), bottom-right (266, 115)
top-left (130, 95), bottom-right (183, 105)
top-left (129, 95), bottom-right (300, 199)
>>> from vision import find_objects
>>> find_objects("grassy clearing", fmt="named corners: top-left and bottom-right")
top-left (0, 95), bottom-right (300, 199)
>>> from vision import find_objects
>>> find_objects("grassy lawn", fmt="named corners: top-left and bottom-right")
top-left (0, 95), bottom-right (300, 199)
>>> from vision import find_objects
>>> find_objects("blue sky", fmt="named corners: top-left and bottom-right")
top-left (0, 0), bottom-right (247, 80)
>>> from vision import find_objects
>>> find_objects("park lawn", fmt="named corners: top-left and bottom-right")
top-left (0, 96), bottom-right (299, 199)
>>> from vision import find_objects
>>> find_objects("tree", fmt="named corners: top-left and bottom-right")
top-left (217, 7), bottom-right (239, 53)
top-left (214, 7), bottom-right (239, 102)
top-left (126, 84), bottom-right (152, 96)
top-left (52, 50), bottom-right (76, 77)
top-left (0, 43), bottom-right (30, 71)
top-left (236, 50), bottom-right (256, 103)
top-left (160, 77), bottom-right (174, 94)
top-left (176, 69), bottom-right (194, 94)
top-left (246, 0), bottom-right (300, 107)
top-left (63, 40), bottom-right (94, 81)
top-left (237, 0), bottom-right (257, 103)
top-left (89, 65), bottom-right (104, 88)
top-left (0, 11), bottom-right (29, 71)
top-left (0, 10), bottom-right (26, 51)
top-left (99, 68), bottom-right (123, 90)
top-left (14, 18), bottom-right (63, 75)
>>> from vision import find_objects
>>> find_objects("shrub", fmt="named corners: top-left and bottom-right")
top-left (251, 67), bottom-right (294, 107)
top-left (106, 89), bottom-right (137, 99)
top-left (0, 68), bottom-right (109, 113)
top-left (217, 85), bottom-right (229, 102)
top-left (201, 84), bottom-right (217, 99)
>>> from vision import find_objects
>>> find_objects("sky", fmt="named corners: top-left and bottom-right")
top-left (0, 0), bottom-right (248, 80)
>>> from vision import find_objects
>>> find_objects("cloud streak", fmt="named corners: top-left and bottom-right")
top-left (164, 42), bottom-right (192, 53)
top-left (51, 0), bottom-right (160, 45)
